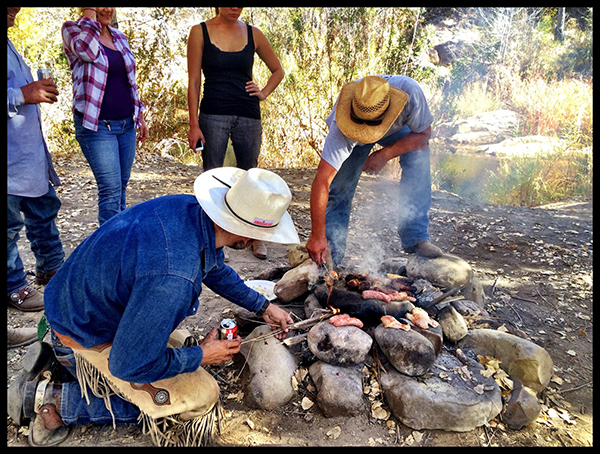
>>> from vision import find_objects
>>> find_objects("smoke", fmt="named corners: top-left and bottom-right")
top-left (343, 175), bottom-right (418, 277)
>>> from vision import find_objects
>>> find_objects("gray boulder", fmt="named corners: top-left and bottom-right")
top-left (502, 379), bottom-right (542, 430)
top-left (374, 323), bottom-right (436, 376)
top-left (309, 361), bottom-right (366, 417)
top-left (437, 304), bottom-right (469, 343)
top-left (307, 321), bottom-right (372, 366)
top-left (240, 325), bottom-right (298, 410)
top-left (381, 351), bottom-right (503, 432)
top-left (458, 329), bottom-right (553, 393)
top-left (406, 253), bottom-right (473, 290)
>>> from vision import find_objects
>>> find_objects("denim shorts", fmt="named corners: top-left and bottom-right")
top-left (199, 112), bottom-right (262, 171)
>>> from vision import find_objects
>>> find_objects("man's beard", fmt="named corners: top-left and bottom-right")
top-left (229, 240), bottom-right (253, 250)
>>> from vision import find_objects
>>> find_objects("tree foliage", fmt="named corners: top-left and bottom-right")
top-left (8, 7), bottom-right (593, 170)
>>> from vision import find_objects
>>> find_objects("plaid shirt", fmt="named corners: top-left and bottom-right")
top-left (62, 16), bottom-right (144, 132)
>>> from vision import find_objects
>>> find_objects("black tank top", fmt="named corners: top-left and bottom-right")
top-left (199, 22), bottom-right (260, 119)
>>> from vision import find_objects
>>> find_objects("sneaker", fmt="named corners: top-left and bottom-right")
top-left (7, 286), bottom-right (44, 312)
top-left (7, 328), bottom-right (38, 349)
top-left (252, 240), bottom-right (268, 260)
top-left (35, 269), bottom-right (59, 286)
top-left (405, 241), bottom-right (443, 258)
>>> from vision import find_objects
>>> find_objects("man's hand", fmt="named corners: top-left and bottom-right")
top-left (306, 234), bottom-right (328, 267)
top-left (362, 147), bottom-right (391, 175)
top-left (199, 328), bottom-right (241, 365)
top-left (262, 304), bottom-right (294, 339)
top-left (21, 79), bottom-right (59, 105)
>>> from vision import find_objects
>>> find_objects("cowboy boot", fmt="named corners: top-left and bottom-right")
top-left (406, 240), bottom-right (443, 258)
top-left (25, 380), bottom-right (69, 447)
top-left (7, 327), bottom-right (38, 349)
top-left (252, 240), bottom-right (268, 259)
top-left (7, 342), bottom-right (54, 425)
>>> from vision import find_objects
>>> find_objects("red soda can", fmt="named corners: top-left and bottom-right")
top-left (219, 319), bottom-right (238, 340)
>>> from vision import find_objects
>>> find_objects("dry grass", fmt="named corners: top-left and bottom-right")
top-left (508, 77), bottom-right (593, 147)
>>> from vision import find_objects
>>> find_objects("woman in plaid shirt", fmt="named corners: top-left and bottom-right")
top-left (62, 7), bottom-right (149, 226)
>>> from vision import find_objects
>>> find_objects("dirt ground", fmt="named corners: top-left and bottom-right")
top-left (7, 151), bottom-right (593, 447)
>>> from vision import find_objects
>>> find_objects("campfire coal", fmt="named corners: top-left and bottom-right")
top-left (311, 270), bottom-right (445, 326)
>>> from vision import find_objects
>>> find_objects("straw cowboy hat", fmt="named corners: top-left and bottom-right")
top-left (194, 167), bottom-right (300, 244)
top-left (336, 75), bottom-right (409, 144)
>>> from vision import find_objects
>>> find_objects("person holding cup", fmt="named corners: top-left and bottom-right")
top-left (7, 7), bottom-right (65, 323)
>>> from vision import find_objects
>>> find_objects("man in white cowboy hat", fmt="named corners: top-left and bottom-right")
top-left (306, 75), bottom-right (443, 267)
top-left (8, 167), bottom-right (299, 446)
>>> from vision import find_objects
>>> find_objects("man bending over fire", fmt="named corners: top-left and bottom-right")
top-left (307, 75), bottom-right (443, 267)
top-left (8, 168), bottom-right (298, 447)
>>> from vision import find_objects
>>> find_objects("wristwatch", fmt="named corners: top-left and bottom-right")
top-left (256, 299), bottom-right (271, 317)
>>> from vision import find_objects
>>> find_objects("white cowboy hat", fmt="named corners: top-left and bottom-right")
top-left (336, 75), bottom-right (409, 144)
top-left (194, 167), bottom-right (300, 244)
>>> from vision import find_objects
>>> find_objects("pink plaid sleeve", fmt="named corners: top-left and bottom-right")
top-left (62, 17), bottom-right (144, 132)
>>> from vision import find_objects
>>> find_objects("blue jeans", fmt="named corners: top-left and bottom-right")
top-left (7, 185), bottom-right (64, 293)
top-left (74, 112), bottom-right (137, 226)
top-left (326, 126), bottom-right (432, 265)
top-left (199, 112), bottom-right (262, 171)
top-left (50, 331), bottom-right (141, 425)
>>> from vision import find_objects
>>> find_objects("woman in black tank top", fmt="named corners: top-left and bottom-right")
top-left (187, 7), bottom-right (284, 259)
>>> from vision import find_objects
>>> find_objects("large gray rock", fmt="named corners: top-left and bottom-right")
top-left (406, 253), bottom-right (473, 290)
top-left (307, 321), bottom-right (372, 366)
top-left (458, 329), bottom-right (553, 393)
top-left (460, 277), bottom-right (486, 307)
top-left (240, 325), bottom-right (298, 410)
top-left (381, 352), bottom-right (503, 432)
top-left (374, 323), bottom-right (436, 376)
top-left (308, 361), bottom-right (366, 417)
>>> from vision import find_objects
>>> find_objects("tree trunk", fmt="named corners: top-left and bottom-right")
top-left (554, 7), bottom-right (565, 42)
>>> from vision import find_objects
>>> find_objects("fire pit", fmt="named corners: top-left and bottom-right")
top-left (237, 257), bottom-right (552, 433)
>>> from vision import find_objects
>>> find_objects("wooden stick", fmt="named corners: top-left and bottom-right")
top-left (281, 333), bottom-right (308, 346)
top-left (240, 311), bottom-right (334, 345)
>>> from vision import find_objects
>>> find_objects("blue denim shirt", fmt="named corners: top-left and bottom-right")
top-left (7, 38), bottom-right (60, 196)
top-left (44, 194), bottom-right (267, 383)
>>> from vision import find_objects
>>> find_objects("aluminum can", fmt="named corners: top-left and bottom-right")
top-left (37, 69), bottom-right (52, 80)
top-left (219, 318), bottom-right (238, 340)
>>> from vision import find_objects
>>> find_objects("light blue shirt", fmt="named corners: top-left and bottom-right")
top-left (7, 37), bottom-right (60, 197)
top-left (321, 75), bottom-right (434, 171)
